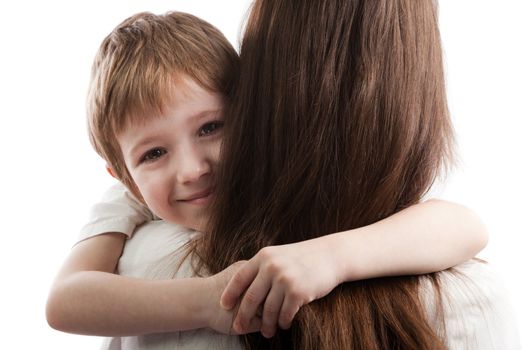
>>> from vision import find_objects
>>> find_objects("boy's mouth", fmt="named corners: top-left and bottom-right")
top-left (178, 189), bottom-right (212, 205)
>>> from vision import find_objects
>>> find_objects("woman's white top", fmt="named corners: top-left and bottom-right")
top-left (78, 184), bottom-right (521, 350)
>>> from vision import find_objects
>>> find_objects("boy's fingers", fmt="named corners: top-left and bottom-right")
top-left (261, 285), bottom-right (284, 338)
top-left (246, 315), bottom-right (262, 334)
top-left (221, 262), bottom-right (258, 309)
top-left (278, 295), bottom-right (301, 330)
top-left (231, 315), bottom-right (262, 335)
top-left (233, 274), bottom-right (270, 333)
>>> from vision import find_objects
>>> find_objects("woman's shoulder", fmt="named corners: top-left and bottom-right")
top-left (419, 259), bottom-right (521, 349)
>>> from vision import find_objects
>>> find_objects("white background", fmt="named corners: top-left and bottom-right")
top-left (0, 1), bottom-right (523, 348)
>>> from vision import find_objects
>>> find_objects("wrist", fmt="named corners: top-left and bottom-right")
top-left (192, 277), bottom-right (214, 329)
top-left (151, 277), bottom-right (212, 332)
top-left (326, 229), bottom-right (366, 283)
top-left (198, 276), bottom-right (219, 329)
top-left (316, 232), bottom-right (351, 285)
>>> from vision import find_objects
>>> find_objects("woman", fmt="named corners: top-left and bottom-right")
top-left (197, 0), bottom-right (519, 348)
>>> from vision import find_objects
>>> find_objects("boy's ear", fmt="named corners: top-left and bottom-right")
top-left (106, 165), bottom-right (117, 179)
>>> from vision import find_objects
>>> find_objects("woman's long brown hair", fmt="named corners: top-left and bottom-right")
top-left (198, 0), bottom-right (454, 348)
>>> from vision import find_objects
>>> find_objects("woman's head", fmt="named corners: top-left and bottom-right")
top-left (201, 0), bottom-right (453, 348)
top-left (209, 0), bottom-right (453, 254)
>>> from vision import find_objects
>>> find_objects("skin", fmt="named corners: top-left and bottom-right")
top-left (118, 78), bottom-right (224, 232)
top-left (116, 78), bottom-right (489, 338)
top-left (48, 78), bottom-right (259, 336)
top-left (47, 77), bottom-right (488, 339)
top-left (222, 199), bottom-right (487, 337)
top-left (46, 231), bottom-right (259, 335)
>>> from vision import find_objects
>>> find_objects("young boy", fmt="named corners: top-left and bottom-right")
top-left (46, 11), bottom-right (488, 346)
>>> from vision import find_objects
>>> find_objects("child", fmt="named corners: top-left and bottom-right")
top-left (46, 10), bottom-right (488, 346)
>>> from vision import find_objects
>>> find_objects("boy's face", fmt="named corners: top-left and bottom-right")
top-left (118, 79), bottom-right (224, 231)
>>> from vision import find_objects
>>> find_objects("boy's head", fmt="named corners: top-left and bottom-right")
top-left (87, 11), bottom-right (239, 209)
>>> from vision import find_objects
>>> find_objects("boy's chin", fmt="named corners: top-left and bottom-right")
top-left (161, 213), bottom-right (210, 233)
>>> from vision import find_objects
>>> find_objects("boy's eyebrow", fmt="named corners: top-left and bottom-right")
top-left (126, 108), bottom-right (224, 158)
top-left (190, 108), bottom-right (223, 121)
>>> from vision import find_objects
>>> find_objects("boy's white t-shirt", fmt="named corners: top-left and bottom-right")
top-left (78, 183), bottom-right (521, 350)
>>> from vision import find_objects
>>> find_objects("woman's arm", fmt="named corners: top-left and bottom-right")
top-left (222, 199), bottom-right (488, 338)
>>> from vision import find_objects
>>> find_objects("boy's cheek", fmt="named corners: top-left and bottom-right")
top-left (130, 172), bottom-right (162, 208)
top-left (207, 139), bottom-right (222, 168)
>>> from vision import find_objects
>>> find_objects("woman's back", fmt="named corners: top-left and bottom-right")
top-left (420, 260), bottom-right (520, 349)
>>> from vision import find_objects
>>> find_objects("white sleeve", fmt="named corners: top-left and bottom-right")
top-left (421, 260), bottom-right (522, 350)
top-left (77, 183), bottom-right (155, 243)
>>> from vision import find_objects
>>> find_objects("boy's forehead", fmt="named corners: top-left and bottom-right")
top-left (117, 77), bottom-right (191, 128)
top-left (166, 77), bottom-right (226, 112)
top-left (120, 77), bottom-right (225, 131)
top-left (172, 76), bottom-right (221, 100)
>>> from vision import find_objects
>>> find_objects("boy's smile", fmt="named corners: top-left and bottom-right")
top-left (118, 78), bottom-right (224, 231)
top-left (177, 188), bottom-right (213, 205)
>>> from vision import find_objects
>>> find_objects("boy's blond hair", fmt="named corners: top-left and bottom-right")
top-left (87, 11), bottom-right (239, 198)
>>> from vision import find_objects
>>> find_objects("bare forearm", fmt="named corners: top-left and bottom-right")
top-left (326, 199), bottom-right (488, 283)
top-left (46, 271), bottom-right (208, 336)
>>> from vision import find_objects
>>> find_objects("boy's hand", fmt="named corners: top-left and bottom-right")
top-left (220, 239), bottom-right (340, 338)
top-left (204, 261), bottom-right (262, 335)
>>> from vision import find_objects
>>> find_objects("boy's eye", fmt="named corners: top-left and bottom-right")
top-left (199, 121), bottom-right (224, 137)
top-left (140, 148), bottom-right (166, 164)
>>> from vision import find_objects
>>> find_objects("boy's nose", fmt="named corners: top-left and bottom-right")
top-left (175, 148), bottom-right (211, 184)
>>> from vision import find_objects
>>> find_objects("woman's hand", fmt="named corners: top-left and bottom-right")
top-left (204, 261), bottom-right (262, 335)
top-left (220, 239), bottom-right (340, 338)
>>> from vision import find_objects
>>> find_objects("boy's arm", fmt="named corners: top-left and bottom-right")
top-left (46, 233), bottom-right (207, 335)
top-left (47, 183), bottom-right (258, 336)
top-left (223, 199), bottom-right (488, 337)
top-left (46, 233), bottom-right (256, 336)
top-left (332, 198), bottom-right (488, 281)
